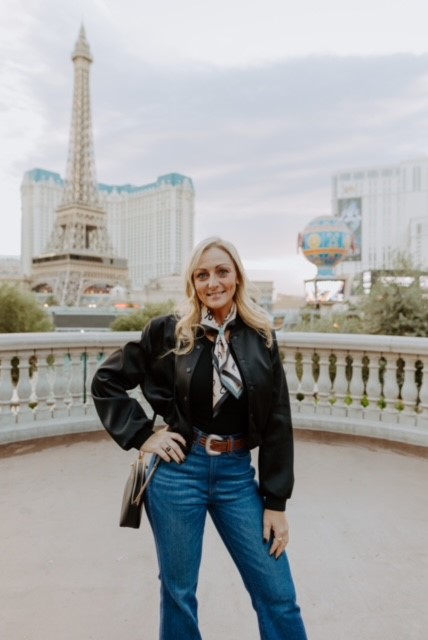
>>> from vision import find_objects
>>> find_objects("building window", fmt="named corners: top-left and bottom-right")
top-left (412, 166), bottom-right (421, 191)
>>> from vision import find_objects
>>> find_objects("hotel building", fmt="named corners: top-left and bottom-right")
top-left (21, 168), bottom-right (195, 292)
top-left (332, 158), bottom-right (428, 277)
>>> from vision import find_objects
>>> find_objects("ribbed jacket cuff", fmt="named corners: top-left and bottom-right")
top-left (264, 496), bottom-right (287, 511)
top-left (130, 427), bottom-right (155, 450)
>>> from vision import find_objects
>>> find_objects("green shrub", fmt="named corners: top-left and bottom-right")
top-left (110, 301), bottom-right (176, 331)
top-left (0, 284), bottom-right (53, 333)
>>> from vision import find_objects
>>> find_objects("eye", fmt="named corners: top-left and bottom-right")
top-left (218, 268), bottom-right (230, 276)
top-left (195, 272), bottom-right (208, 281)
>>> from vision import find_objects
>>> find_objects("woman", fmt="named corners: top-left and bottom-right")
top-left (91, 237), bottom-right (307, 640)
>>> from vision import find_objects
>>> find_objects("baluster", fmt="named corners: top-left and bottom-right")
top-left (298, 349), bottom-right (316, 414)
top-left (363, 353), bottom-right (382, 421)
top-left (380, 354), bottom-right (400, 423)
top-left (416, 355), bottom-right (428, 430)
top-left (84, 349), bottom-right (98, 415)
top-left (68, 351), bottom-right (85, 417)
top-left (34, 349), bottom-right (54, 421)
top-left (16, 351), bottom-right (34, 424)
top-left (131, 389), bottom-right (152, 418)
top-left (312, 351), bottom-right (320, 403)
top-left (399, 355), bottom-right (418, 426)
top-left (347, 351), bottom-right (365, 420)
top-left (51, 349), bottom-right (71, 418)
top-left (331, 349), bottom-right (348, 417)
top-left (46, 352), bottom-right (56, 410)
top-left (315, 349), bottom-right (333, 415)
top-left (0, 352), bottom-right (15, 426)
top-left (63, 353), bottom-right (73, 409)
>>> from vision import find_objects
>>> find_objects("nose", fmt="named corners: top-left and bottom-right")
top-left (207, 272), bottom-right (219, 288)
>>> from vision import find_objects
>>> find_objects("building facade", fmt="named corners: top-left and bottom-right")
top-left (99, 172), bottom-right (194, 289)
top-left (22, 169), bottom-right (195, 292)
top-left (0, 256), bottom-right (24, 285)
top-left (332, 158), bottom-right (428, 277)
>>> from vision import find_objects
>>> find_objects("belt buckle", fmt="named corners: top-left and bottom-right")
top-left (205, 434), bottom-right (223, 456)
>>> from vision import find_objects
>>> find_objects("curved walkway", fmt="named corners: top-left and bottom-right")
top-left (1, 432), bottom-right (427, 640)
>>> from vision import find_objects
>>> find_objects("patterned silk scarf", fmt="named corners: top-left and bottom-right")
top-left (201, 304), bottom-right (244, 416)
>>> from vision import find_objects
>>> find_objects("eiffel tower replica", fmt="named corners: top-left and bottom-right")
top-left (31, 26), bottom-right (128, 306)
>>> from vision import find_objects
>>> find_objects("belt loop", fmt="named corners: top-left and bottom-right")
top-left (226, 438), bottom-right (233, 453)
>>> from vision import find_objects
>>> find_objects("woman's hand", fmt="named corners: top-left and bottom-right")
top-left (141, 426), bottom-right (187, 464)
top-left (263, 509), bottom-right (289, 559)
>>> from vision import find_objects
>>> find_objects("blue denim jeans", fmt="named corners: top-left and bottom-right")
top-left (145, 431), bottom-right (307, 640)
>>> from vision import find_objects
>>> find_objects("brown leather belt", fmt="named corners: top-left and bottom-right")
top-left (193, 432), bottom-right (249, 456)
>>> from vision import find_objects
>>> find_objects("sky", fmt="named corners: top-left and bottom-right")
top-left (1, 0), bottom-right (428, 296)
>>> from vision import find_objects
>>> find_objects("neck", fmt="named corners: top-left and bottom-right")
top-left (211, 303), bottom-right (234, 326)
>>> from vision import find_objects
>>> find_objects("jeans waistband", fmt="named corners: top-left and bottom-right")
top-left (193, 427), bottom-right (249, 455)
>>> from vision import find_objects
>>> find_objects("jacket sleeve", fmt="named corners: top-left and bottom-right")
top-left (91, 325), bottom-right (156, 451)
top-left (258, 335), bottom-right (294, 511)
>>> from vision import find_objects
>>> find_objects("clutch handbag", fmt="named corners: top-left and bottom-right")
top-left (119, 451), bottom-right (161, 528)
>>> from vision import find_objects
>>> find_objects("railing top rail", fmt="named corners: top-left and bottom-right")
top-left (0, 331), bottom-right (142, 351)
top-left (277, 332), bottom-right (428, 356)
top-left (0, 331), bottom-right (427, 357)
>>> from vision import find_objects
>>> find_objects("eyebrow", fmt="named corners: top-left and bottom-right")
top-left (194, 263), bottom-right (232, 272)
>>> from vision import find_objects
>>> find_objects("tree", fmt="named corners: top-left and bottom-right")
top-left (110, 301), bottom-right (176, 331)
top-left (291, 309), bottom-right (363, 334)
top-left (0, 284), bottom-right (54, 332)
top-left (291, 254), bottom-right (428, 337)
top-left (359, 278), bottom-right (428, 337)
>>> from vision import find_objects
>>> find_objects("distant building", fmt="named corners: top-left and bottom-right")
top-left (0, 256), bottom-right (24, 284)
top-left (332, 158), bottom-right (428, 276)
top-left (248, 280), bottom-right (274, 314)
top-left (138, 277), bottom-right (274, 312)
top-left (22, 169), bottom-right (195, 292)
top-left (142, 274), bottom-right (186, 307)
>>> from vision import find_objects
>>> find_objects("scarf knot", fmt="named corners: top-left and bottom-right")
top-left (201, 305), bottom-right (243, 416)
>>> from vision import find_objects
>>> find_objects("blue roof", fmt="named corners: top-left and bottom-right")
top-left (26, 168), bottom-right (64, 186)
top-left (25, 169), bottom-right (194, 193)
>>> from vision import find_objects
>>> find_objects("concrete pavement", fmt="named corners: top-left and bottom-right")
top-left (1, 431), bottom-right (427, 640)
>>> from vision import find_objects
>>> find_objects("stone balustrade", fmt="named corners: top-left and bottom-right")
top-left (281, 332), bottom-right (428, 446)
top-left (0, 331), bottom-right (427, 446)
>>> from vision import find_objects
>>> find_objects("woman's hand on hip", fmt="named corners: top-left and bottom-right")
top-left (263, 509), bottom-right (289, 559)
top-left (141, 426), bottom-right (187, 464)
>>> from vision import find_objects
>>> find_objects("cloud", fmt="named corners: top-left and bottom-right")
top-left (2, 9), bottom-right (428, 292)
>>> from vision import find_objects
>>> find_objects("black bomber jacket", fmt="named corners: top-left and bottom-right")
top-left (91, 314), bottom-right (295, 511)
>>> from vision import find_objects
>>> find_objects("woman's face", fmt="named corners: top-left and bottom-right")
top-left (193, 246), bottom-right (238, 324)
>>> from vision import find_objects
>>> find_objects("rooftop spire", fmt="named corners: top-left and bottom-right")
top-left (72, 24), bottom-right (92, 62)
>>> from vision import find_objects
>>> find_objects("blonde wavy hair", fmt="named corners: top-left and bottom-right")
top-left (175, 237), bottom-right (273, 354)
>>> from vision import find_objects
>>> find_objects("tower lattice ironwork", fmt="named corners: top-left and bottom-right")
top-left (62, 26), bottom-right (100, 209)
top-left (31, 26), bottom-right (127, 306)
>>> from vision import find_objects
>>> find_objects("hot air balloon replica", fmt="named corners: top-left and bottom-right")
top-left (298, 215), bottom-right (354, 304)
